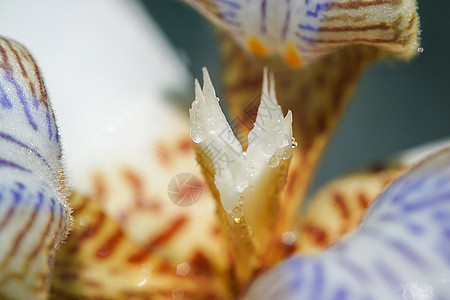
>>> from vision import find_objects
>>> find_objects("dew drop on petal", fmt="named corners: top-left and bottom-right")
top-left (263, 142), bottom-right (275, 154)
top-left (172, 288), bottom-right (184, 299)
top-left (136, 277), bottom-right (147, 287)
top-left (268, 155), bottom-right (279, 168)
top-left (231, 205), bottom-right (244, 223)
top-left (209, 119), bottom-right (219, 131)
top-left (176, 262), bottom-right (190, 277)
top-left (282, 150), bottom-right (292, 161)
top-left (238, 196), bottom-right (246, 205)
top-left (291, 137), bottom-right (298, 148)
top-left (190, 127), bottom-right (204, 143)
top-left (236, 181), bottom-right (248, 193)
top-left (281, 231), bottom-right (297, 246)
top-left (141, 262), bottom-right (153, 274)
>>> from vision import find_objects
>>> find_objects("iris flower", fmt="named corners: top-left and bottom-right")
top-left (0, 0), bottom-right (449, 299)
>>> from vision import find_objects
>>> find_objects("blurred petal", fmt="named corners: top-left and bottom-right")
top-left (297, 161), bottom-right (406, 254)
top-left (185, 0), bottom-right (419, 66)
top-left (50, 193), bottom-right (232, 299)
top-left (244, 148), bottom-right (450, 299)
top-left (296, 138), bottom-right (450, 254)
top-left (0, 37), bottom-right (71, 299)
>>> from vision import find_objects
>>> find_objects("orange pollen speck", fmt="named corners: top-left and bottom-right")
top-left (247, 37), bottom-right (268, 57)
top-left (284, 43), bottom-right (303, 68)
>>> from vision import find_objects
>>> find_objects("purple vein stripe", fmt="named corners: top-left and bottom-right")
top-left (215, 0), bottom-right (241, 9)
top-left (374, 261), bottom-right (402, 292)
top-left (261, 0), bottom-right (267, 34)
top-left (0, 83), bottom-right (12, 108)
top-left (55, 129), bottom-right (60, 144)
top-left (299, 24), bottom-right (318, 31)
top-left (4, 74), bottom-right (38, 130)
top-left (333, 287), bottom-right (349, 300)
top-left (0, 158), bottom-right (31, 173)
top-left (225, 19), bottom-right (242, 27)
top-left (0, 131), bottom-right (52, 170)
top-left (221, 10), bottom-right (237, 18)
top-left (387, 239), bottom-right (428, 269)
top-left (310, 261), bottom-right (325, 298)
top-left (335, 257), bottom-right (369, 283)
top-left (297, 34), bottom-right (316, 44)
top-left (46, 111), bottom-right (53, 140)
top-left (50, 197), bottom-right (56, 213)
top-left (402, 191), bottom-right (450, 212)
top-left (306, 3), bottom-right (329, 18)
top-left (36, 191), bottom-right (44, 210)
top-left (282, 0), bottom-right (291, 39)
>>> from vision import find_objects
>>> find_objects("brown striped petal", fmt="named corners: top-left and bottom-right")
top-left (50, 193), bottom-right (232, 300)
top-left (53, 105), bottom-right (234, 298)
top-left (294, 139), bottom-right (450, 254)
top-left (296, 160), bottom-right (406, 254)
top-left (184, 0), bottom-right (419, 67)
top-left (0, 37), bottom-right (71, 299)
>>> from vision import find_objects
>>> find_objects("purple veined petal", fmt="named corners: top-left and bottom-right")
top-left (0, 37), bottom-right (71, 299)
top-left (244, 148), bottom-right (450, 299)
top-left (185, 0), bottom-right (419, 67)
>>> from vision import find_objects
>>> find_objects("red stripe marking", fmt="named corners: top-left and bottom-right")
top-left (96, 229), bottom-right (124, 259)
top-left (128, 216), bottom-right (188, 264)
top-left (333, 192), bottom-right (350, 219)
top-left (302, 223), bottom-right (328, 246)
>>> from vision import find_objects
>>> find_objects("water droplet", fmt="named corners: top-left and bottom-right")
top-left (231, 205), bottom-right (243, 222)
top-left (190, 127), bottom-right (204, 143)
top-left (176, 262), bottom-right (190, 277)
top-left (172, 288), bottom-right (184, 299)
top-left (141, 262), bottom-right (153, 274)
top-left (282, 150), bottom-right (292, 160)
top-left (281, 231), bottom-right (297, 246)
top-left (291, 137), bottom-right (298, 148)
top-left (268, 155), bottom-right (279, 168)
top-left (236, 182), bottom-right (247, 193)
top-left (136, 277), bottom-right (147, 287)
top-left (263, 142), bottom-right (274, 154)
top-left (209, 119), bottom-right (219, 131)
top-left (417, 47), bottom-right (424, 53)
top-left (238, 196), bottom-right (246, 205)
top-left (248, 131), bottom-right (257, 143)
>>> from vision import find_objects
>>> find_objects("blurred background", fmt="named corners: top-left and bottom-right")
top-left (0, 0), bottom-right (449, 195)
top-left (144, 0), bottom-right (450, 192)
